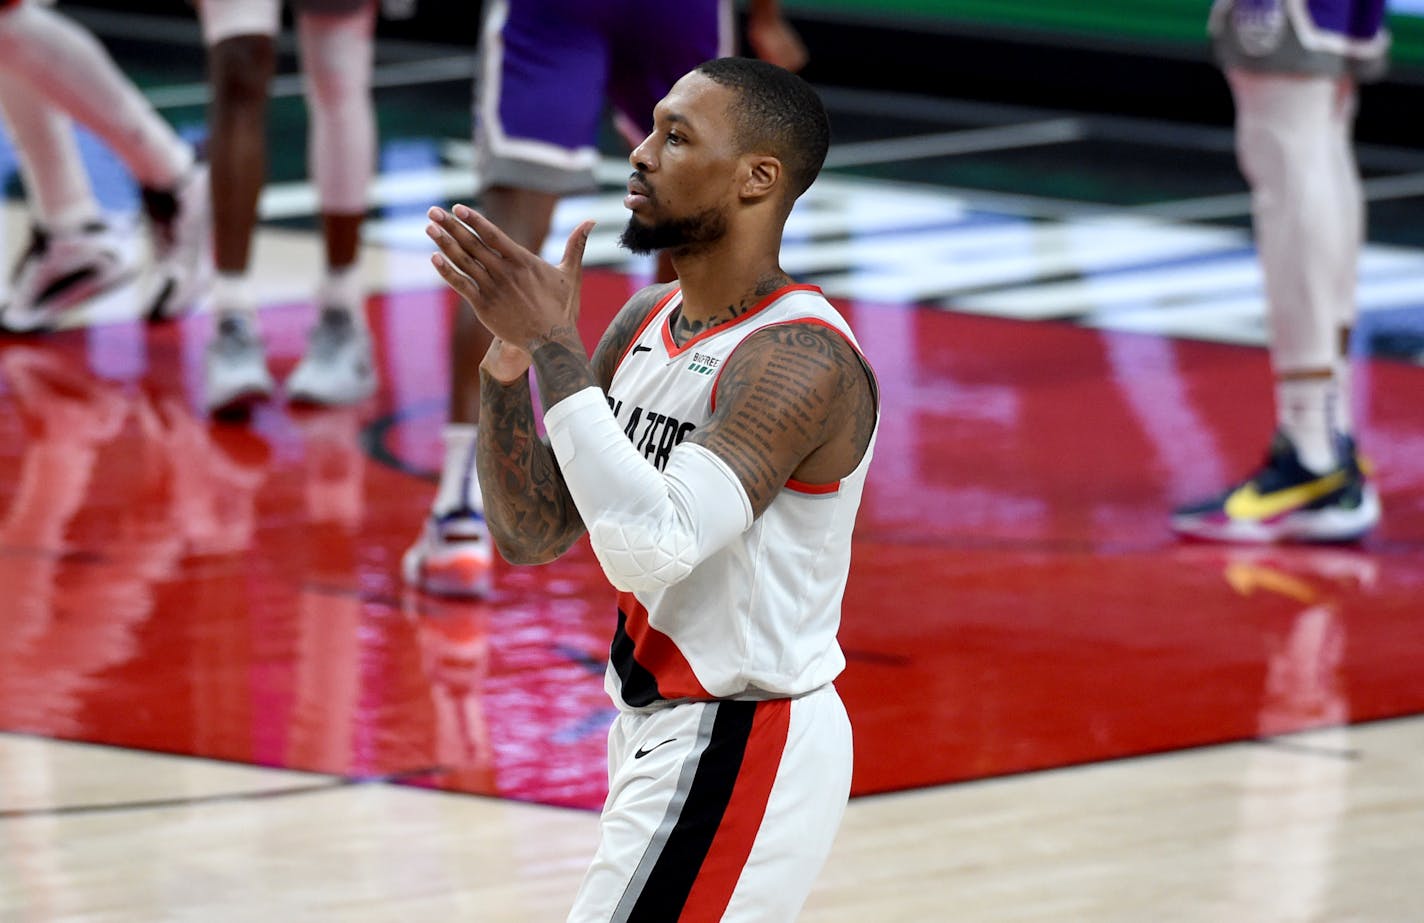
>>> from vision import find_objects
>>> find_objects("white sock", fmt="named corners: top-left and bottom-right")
top-left (1332, 355), bottom-right (1353, 436)
top-left (1276, 377), bottom-right (1339, 474)
top-left (434, 423), bottom-right (482, 515)
top-left (318, 265), bottom-right (366, 326)
top-left (213, 273), bottom-right (257, 322)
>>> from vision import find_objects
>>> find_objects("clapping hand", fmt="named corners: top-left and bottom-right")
top-left (427, 204), bottom-right (596, 356)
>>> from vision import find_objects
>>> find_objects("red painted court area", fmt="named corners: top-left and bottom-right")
top-left (2, 271), bottom-right (1422, 810)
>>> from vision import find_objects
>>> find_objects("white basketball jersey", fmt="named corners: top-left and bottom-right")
top-left (602, 284), bottom-right (878, 711)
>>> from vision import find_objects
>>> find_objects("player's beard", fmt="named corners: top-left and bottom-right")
top-left (619, 206), bottom-right (727, 255)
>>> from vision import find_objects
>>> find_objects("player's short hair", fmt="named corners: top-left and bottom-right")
top-left (695, 57), bottom-right (829, 201)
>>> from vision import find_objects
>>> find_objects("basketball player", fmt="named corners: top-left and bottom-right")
top-left (0, 0), bottom-right (211, 333)
top-left (427, 58), bottom-right (877, 922)
top-left (403, 0), bottom-right (807, 598)
top-left (1172, 0), bottom-right (1388, 543)
top-left (197, 0), bottom-right (378, 415)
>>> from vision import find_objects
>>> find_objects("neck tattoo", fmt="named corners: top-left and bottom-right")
top-left (671, 271), bottom-right (792, 345)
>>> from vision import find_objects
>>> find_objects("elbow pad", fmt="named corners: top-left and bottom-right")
top-left (544, 387), bottom-right (753, 592)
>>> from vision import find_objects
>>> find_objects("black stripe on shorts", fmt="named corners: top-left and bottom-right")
top-left (623, 701), bottom-right (757, 922)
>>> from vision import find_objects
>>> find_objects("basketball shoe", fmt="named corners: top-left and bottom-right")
top-left (204, 312), bottom-right (274, 416)
top-left (1170, 431), bottom-right (1380, 544)
top-left (139, 164), bottom-right (213, 322)
top-left (0, 221), bottom-right (136, 333)
top-left (285, 306), bottom-right (377, 406)
top-left (402, 506), bottom-right (494, 598)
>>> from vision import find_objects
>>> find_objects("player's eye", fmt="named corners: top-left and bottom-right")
top-left (666, 131), bottom-right (684, 145)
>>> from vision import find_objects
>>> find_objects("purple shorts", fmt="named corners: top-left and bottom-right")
top-left (474, 0), bottom-right (732, 195)
top-left (1303, 0), bottom-right (1387, 43)
top-left (1211, 0), bottom-right (1390, 78)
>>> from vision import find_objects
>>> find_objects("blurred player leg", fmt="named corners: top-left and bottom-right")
top-left (1170, 70), bottom-right (1379, 543)
top-left (284, 1), bottom-right (379, 407)
top-left (199, 0), bottom-right (279, 415)
top-left (0, 73), bottom-right (133, 332)
top-left (0, 0), bottom-right (212, 323)
top-left (1236, 72), bottom-right (1344, 473)
top-left (1324, 77), bottom-right (1364, 439)
top-left (403, 0), bottom-right (605, 597)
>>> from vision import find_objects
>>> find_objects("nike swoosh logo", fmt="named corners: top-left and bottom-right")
top-left (1223, 471), bottom-right (1349, 521)
top-left (634, 738), bottom-right (676, 759)
top-left (632, 345), bottom-right (653, 354)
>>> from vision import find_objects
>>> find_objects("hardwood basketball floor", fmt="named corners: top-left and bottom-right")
top-left (2, 10), bottom-right (1423, 920)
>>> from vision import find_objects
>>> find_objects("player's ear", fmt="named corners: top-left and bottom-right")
top-left (740, 155), bottom-right (782, 201)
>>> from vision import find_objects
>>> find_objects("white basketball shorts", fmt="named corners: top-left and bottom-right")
top-left (567, 684), bottom-right (853, 923)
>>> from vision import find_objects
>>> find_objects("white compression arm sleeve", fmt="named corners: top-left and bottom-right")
top-left (543, 387), bottom-right (753, 593)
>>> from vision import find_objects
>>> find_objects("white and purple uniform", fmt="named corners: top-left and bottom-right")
top-left (1212, 0), bottom-right (1391, 77)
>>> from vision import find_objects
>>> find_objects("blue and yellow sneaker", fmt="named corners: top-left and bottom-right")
top-left (1170, 432), bottom-right (1380, 544)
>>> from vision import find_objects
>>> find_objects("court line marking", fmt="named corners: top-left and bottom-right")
top-left (6, 716), bottom-right (1415, 818)
top-left (821, 119), bottom-right (1085, 168)
top-left (1255, 737), bottom-right (1362, 760)
top-left (1129, 170), bottom-right (1424, 221)
top-left (259, 166), bottom-right (474, 220)
top-left (145, 56), bottom-right (476, 110)
top-left (0, 765), bottom-right (445, 820)
top-left (847, 712), bottom-right (1424, 804)
top-left (816, 84), bottom-right (1424, 173)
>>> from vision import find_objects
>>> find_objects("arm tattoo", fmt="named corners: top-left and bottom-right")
top-left (531, 324), bottom-right (599, 412)
top-left (534, 279), bottom-right (678, 408)
top-left (591, 282), bottom-right (677, 388)
top-left (475, 369), bottom-right (585, 564)
top-left (846, 350), bottom-right (879, 461)
top-left (473, 283), bottom-right (674, 563)
top-left (691, 323), bottom-right (872, 518)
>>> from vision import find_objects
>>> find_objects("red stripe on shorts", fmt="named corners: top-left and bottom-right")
top-left (677, 699), bottom-right (792, 922)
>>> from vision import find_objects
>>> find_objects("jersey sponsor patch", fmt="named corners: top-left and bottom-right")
top-left (687, 351), bottom-right (721, 376)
